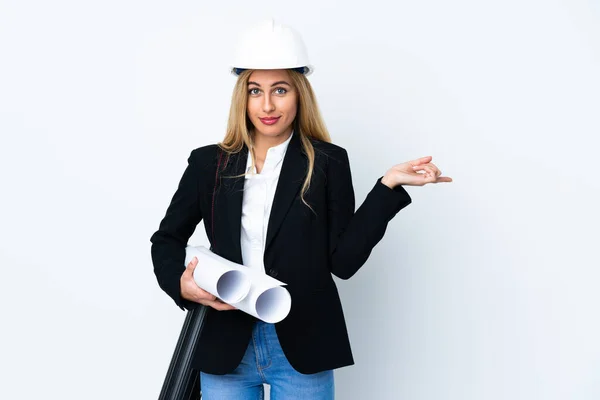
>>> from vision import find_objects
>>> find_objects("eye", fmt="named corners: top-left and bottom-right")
top-left (274, 87), bottom-right (287, 95)
top-left (248, 88), bottom-right (260, 95)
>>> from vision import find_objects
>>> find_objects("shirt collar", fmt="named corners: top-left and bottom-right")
top-left (267, 130), bottom-right (294, 162)
top-left (246, 130), bottom-right (294, 173)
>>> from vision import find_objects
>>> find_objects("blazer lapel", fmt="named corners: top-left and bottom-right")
top-left (264, 132), bottom-right (307, 253)
top-left (214, 145), bottom-right (248, 264)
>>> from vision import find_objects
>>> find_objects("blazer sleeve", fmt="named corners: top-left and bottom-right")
top-left (150, 148), bottom-right (206, 311)
top-left (327, 147), bottom-right (412, 279)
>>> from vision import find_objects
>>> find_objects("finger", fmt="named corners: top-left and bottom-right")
top-left (413, 169), bottom-right (433, 184)
top-left (425, 173), bottom-right (438, 183)
top-left (414, 165), bottom-right (436, 178)
top-left (422, 167), bottom-right (438, 183)
top-left (215, 298), bottom-right (237, 308)
top-left (196, 287), bottom-right (217, 302)
top-left (411, 165), bottom-right (428, 172)
top-left (409, 156), bottom-right (432, 166)
top-left (204, 299), bottom-right (236, 311)
top-left (411, 164), bottom-right (437, 175)
top-left (427, 163), bottom-right (442, 177)
top-left (436, 176), bottom-right (453, 183)
top-left (198, 293), bottom-right (217, 302)
top-left (424, 166), bottom-right (437, 177)
top-left (411, 170), bottom-right (432, 185)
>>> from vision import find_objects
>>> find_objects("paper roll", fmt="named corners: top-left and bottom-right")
top-left (235, 267), bottom-right (292, 323)
top-left (184, 245), bottom-right (292, 323)
top-left (184, 246), bottom-right (251, 304)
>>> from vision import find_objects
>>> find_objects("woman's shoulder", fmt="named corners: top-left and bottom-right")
top-left (185, 144), bottom-right (223, 173)
top-left (309, 138), bottom-right (349, 164)
top-left (190, 143), bottom-right (220, 158)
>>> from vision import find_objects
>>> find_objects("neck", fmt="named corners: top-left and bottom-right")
top-left (251, 128), bottom-right (293, 158)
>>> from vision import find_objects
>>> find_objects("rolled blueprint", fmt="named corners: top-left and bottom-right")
top-left (184, 245), bottom-right (292, 323)
top-left (184, 246), bottom-right (251, 304)
top-left (236, 267), bottom-right (291, 323)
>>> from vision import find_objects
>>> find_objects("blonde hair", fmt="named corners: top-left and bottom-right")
top-left (218, 69), bottom-right (331, 211)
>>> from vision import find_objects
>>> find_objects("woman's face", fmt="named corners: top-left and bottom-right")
top-left (247, 69), bottom-right (298, 139)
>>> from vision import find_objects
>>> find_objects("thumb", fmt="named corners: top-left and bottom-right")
top-left (185, 256), bottom-right (198, 275)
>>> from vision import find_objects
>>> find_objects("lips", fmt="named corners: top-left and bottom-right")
top-left (259, 116), bottom-right (280, 125)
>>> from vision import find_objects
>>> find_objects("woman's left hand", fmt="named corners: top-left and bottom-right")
top-left (381, 156), bottom-right (453, 188)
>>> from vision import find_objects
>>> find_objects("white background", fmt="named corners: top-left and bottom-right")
top-left (1, 1), bottom-right (599, 399)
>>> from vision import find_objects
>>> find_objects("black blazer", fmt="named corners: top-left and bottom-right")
top-left (150, 132), bottom-right (412, 375)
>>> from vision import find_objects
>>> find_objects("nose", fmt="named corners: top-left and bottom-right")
top-left (262, 93), bottom-right (275, 113)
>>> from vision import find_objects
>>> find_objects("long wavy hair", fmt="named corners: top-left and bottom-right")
top-left (218, 69), bottom-right (331, 210)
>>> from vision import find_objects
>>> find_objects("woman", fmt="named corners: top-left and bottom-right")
top-left (150, 20), bottom-right (452, 400)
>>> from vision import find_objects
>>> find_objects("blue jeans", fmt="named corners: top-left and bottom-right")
top-left (200, 320), bottom-right (334, 399)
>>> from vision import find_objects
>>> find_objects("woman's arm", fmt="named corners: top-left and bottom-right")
top-left (150, 149), bottom-right (205, 311)
top-left (326, 147), bottom-right (412, 280)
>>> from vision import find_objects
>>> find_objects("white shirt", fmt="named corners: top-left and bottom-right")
top-left (240, 131), bottom-right (294, 272)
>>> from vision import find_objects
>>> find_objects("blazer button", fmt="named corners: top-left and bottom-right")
top-left (268, 268), bottom-right (278, 278)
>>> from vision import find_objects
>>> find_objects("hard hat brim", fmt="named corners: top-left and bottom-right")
top-left (230, 65), bottom-right (314, 77)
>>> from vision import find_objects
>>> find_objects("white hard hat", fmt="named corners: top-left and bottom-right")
top-left (230, 19), bottom-right (314, 76)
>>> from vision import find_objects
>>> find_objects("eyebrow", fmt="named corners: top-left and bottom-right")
top-left (248, 81), bottom-right (292, 87)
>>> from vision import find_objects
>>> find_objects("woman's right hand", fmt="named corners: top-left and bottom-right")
top-left (180, 256), bottom-right (237, 311)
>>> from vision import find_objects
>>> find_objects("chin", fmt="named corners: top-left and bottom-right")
top-left (253, 124), bottom-right (292, 138)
